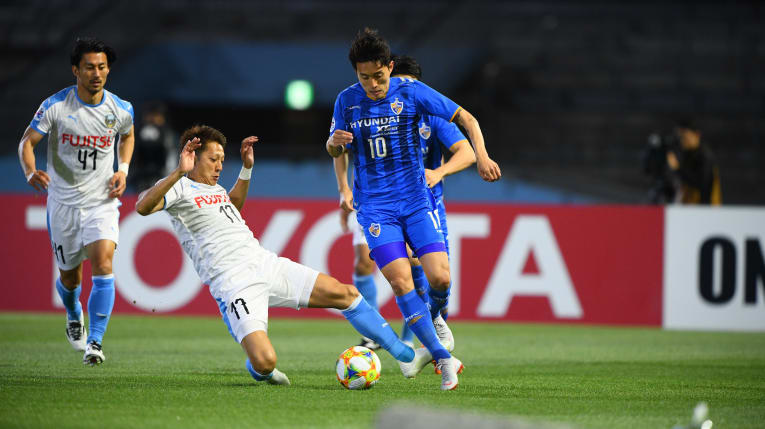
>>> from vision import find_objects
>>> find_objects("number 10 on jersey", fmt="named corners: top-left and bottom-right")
top-left (367, 137), bottom-right (387, 159)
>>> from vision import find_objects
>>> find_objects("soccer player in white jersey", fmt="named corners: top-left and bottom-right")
top-left (17, 38), bottom-right (135, 365)
top-left (136, 125), bottom-right (414, 386)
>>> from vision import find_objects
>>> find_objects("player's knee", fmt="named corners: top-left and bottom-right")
top-left (429, 270), bottom-right (450, 290)
top-left (334, 282), bottom-right (359, 308)
top-left (385, 275), bottom-right (413, 296)
top-left (60, 271), bottom-right (81, 289)
top-left (346, 284), bottom-right (361, 300)
top-left (90, 259), bottom-right (113, 276)
top-left (251, 349), bottom-right (277, 374)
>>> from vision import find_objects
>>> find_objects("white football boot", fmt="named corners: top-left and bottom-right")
top-left (432, 314), bottom-right (454, 352)
top-left (398, 347), bottom-right (432, 378)
top-left (436, 356), bottom-right (463, 391)
top-left (83, 341), bottom-right (105, 365)
top-left (267, 369), bottom-right (290, 386)
top-left (66, 314), bottom-right (87, 351)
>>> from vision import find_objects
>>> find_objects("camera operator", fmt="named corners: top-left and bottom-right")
top-left (666, 119), bottom-right (722, 205)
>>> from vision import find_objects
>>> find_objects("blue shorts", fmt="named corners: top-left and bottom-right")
top-left (357, 189), bottom-right (446, 269)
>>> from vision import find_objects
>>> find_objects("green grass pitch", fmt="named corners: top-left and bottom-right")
top-left (1, 313), bottom-right (763, 428)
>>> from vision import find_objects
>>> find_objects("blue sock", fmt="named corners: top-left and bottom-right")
top-left (399, 265), bottom-right (430, 343)
top-left (55, 278), bottom-right (82, 321)
top-left (428, 286), bottom-right (451, 320)
top-left (396, 290), bottom-right (450, 361)
top-left (246, 359), bottom-right (273, 381)
top-left (411, 265), bottom-right (430, 304)
top-left (400, 320), bottom-right (414, 343)
top-left (342, 296), bottom-right (414, 362)
top-left (353, 274), bottom-right (378, 310)
top-left (87, 274), bottom-right (115, 344)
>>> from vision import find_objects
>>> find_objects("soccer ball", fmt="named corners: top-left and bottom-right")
top-left (335, 346), bottom-right (381, 390)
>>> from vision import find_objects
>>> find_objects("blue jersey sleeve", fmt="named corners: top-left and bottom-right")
top-left (329, 94), bottom-right (348, 137)
top-left (413, 80), bottom-right (461, 123)
top-left (430, 116), bottom-right (467, 150)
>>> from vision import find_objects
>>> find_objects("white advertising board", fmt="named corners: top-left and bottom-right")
top-left (664, 206), bottom-right (765, 331)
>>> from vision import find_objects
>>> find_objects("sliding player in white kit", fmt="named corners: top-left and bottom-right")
top-left (136, 125), bottom-right (414, 386)
top-left (18, 37), bottom-right (134, 365)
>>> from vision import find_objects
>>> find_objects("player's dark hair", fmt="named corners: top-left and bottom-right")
top-left (179, 125), bottom-right (227, 155)
top-left (348, 28), bottom-right (391, 70)
top-left (391, 55), bottom-right (422, 80)
top-left (70, 37), bottom-right (117, 67)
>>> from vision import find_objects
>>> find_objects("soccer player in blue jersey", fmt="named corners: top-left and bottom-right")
top-left (336, 55), bottom-right (477, 350)
top-left (327, 29), bottom-right (500, 390)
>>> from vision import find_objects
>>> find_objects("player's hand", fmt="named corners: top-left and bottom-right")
top-left (327, 130), bottom-right (353, 157)
top-left (339, 208), bottom-right (350, 233)
top-left (26, 170), bottom-right (50, 192)
top-left (477, 156), bottom-right (502, 182)
top-left (178, 137), bottom-right (201, 174)
top-left (108, 171), bottom-right (127, 198)
top-left (424, 169), bottom-right (444, 188)
top-left (241, 136), bottom-right (257, 169)
top-left (339, 187), bottom-right (354, 214)
top-left (329, 130), bottom-right (353, 147)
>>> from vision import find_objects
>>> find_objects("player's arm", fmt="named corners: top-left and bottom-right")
top-left (425, 140), bottom-right (476, 188)
top-left (109, 125), bottom-right (135, 198)
top-left (327, 130), bottom-right (353, 158)
top-left (136, 137), bottom-right (201, 216)
top-left (18, 127), bottom-right (49, 192)
top-left (453, 108), bottom-right (502, 182)
top-left (229, 136), bottom-right (257, 212)
top-left (333, 151), bottom-right (354, 213)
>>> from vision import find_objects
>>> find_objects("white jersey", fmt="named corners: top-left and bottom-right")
top-left (30, 85), bottom-right (134, 207)
top-left (163, 176), bottom-right (277, 285)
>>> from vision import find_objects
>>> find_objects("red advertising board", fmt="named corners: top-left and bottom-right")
top-left (0, 194), bottom-right (663, 326)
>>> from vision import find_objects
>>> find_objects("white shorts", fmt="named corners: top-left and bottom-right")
top-left (47, 197), bottom-right (120, 271)
top-left (349, 211), bottom-right (368, 247)
top-left (211, 257), bottom-right (319, 343)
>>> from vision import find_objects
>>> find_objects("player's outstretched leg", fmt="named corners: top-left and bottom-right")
top-left (309, 274), bottom-right (414, 363)
top-left (55, 277), bottom-right (87, 351)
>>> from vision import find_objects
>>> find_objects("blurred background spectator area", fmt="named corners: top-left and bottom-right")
top-left (1, 0), bottom-right (762, 203)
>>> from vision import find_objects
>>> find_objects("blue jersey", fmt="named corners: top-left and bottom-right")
top-left (418, 115), bottom-right (467, 200)
top-left (331, 77), bottom-right (461, 205)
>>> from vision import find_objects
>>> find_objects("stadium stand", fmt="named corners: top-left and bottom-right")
top-left (1, 1), bottom-right (762, 203)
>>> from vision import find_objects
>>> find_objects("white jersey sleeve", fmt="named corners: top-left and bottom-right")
top-left (29, 86), bottom-right (134, 208)
top-left (163, 177), bottom-right (276, 284)
top-left (163, 179), bottom-right (183, 210)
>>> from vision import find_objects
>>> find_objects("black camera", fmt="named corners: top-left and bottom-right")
top-left (642, 132), bottom-right (679, 203)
